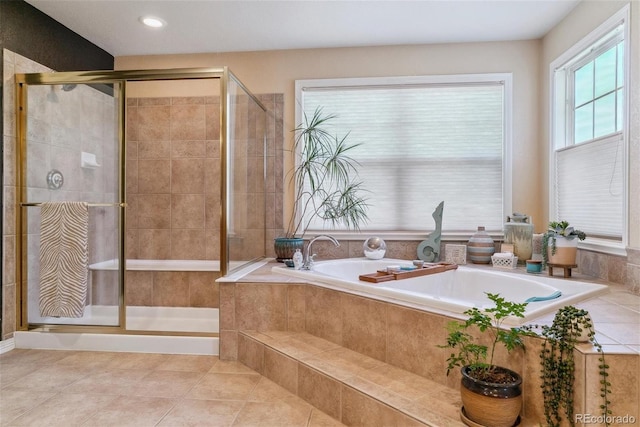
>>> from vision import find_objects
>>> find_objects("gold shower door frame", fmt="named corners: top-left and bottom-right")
top-left (15, 67), bottom-right (267, 334)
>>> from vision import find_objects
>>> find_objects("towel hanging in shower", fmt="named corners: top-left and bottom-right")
top-left (39, 202), bottom-right (89, 318)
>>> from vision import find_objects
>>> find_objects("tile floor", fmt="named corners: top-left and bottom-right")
top-left (0, 349), bottom-right (345, 427)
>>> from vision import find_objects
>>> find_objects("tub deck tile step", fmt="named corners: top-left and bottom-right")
top-left (238, 330), bottom-right (465, 426)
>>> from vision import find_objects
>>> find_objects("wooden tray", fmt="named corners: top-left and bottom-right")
top-left (358, 262), bottom-right (458, 283)
top-left (358, 271), bottom-right (395, 283)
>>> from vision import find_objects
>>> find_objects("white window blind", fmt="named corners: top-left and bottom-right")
top-left (555, 136), bottom-right (623, 239)
top-left (298, 77), bottom-right (507, 234)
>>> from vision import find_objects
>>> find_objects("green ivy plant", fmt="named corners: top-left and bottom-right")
top-left (439, 293), bottom-right (533, 382)
top-left (535, 306), bottom-right (611, 427)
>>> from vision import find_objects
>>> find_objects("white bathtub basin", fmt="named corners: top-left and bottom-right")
top-left (274, 258), bottom-right (609, 325)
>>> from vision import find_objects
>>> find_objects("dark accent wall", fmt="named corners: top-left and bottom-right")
top-left (0, 0), bottom-right (114, 340)
top-left (0, 0), bottom-right (114, 72)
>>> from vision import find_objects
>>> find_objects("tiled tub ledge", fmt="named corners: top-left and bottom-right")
top-left (237, 330), bottom-right (467, 427)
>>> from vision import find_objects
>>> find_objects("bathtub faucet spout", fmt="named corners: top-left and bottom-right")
top-left (302, 235), bottom-right (340, 270)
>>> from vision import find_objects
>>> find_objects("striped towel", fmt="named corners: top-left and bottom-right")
top-left (39, 202), bottom-right (89, 318)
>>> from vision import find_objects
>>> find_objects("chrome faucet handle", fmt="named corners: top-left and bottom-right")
top-left (303, 253), bottom-right (316, 270)
top-left (303, 235), bottom-right (339, 270)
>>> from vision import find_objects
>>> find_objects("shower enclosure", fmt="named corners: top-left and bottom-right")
top-left (15, 68), bottom-right (267, 335)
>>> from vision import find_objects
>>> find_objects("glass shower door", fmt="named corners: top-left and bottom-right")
top-left (21, 82), bottom-right (123, 327)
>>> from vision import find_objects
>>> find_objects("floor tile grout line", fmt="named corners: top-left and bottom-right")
top-left (151, 396), bottom-right (183, 427)
top-left (0, 389), bottom-right (58, 426)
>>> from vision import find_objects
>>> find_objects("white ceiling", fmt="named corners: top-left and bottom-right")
top-left (26, 0), bottom-right (581, 57)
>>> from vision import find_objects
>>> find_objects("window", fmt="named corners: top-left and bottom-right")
top-left (295, 74), bottom-right (511, 236)
top-left (551, 6), bottom-right (628, 249)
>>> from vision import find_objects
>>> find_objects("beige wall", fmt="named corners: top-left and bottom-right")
top-left (116, 40), bottom-right (543, 233)
top-left (541, 0), bottom-right (639, 249)
top-left (117, 3), bottom-right (638, 260)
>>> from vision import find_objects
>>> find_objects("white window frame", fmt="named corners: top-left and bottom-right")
top-left (549, 5), bottom-right (629, 255)
top-left (295, 73), bottom-right (513, 240)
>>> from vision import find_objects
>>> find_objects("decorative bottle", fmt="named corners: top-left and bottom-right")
top-left (467, 226), bottom-right (495, 264)
top-left (292, 249), bottom-right (303, 270)
top-left (504, 213), bottom-right (534, 263)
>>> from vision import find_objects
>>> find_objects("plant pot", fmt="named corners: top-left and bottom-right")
top-left (572, 315), bottom-right (594, 342)
top-left (274, 237), bottom-right (304, 262)
top-left (525, 260), bottom-right (543, 274)
top-left (547, 236), bottom-right (578, 265)
top-left (460, 365), bottom-right (522, 427)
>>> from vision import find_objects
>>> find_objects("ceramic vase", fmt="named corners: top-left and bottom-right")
top-left (467, 226), bottom-right (495, 264)
top-left (504, 214), bottom-right (533, 263)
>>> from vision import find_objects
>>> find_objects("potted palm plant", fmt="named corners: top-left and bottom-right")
top-left (274, 107), bottom-right (369, 261)
top-left (439, 293), bottom-right (533, 427)
top-left (542, 220), bottom-right (587, 267)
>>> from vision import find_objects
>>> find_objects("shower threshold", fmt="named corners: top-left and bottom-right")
top-left (27, 306), bottom-right (219, 333)
top-left (13, 330), bottom-right (219, 355)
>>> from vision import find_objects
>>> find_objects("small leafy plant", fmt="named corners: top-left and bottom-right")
top-left (542, 220), bottom-right (587, 267)
top-left (439, 293), bottom-right (532, 383)
top-left (536, 306), bottom-right (611, 427)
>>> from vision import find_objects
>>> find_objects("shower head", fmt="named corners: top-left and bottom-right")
top-left (47, 86), bottom-right (59, 103)
top-left (61, 84), bottom-right (77, 92)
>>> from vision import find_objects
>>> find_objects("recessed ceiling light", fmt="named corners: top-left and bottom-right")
top-left (139, 16), bottom-right (166, 28)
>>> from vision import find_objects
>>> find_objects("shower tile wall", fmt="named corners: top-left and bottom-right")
top-left (125, 96), bottom-right (220, 261)
top-left (125, 93), bottom-right (283, 264)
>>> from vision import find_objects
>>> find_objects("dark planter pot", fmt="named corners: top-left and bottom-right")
top-left (274, 237), bottom-right (304, 262)
top-left (460, 365), bottom-right (522, 427)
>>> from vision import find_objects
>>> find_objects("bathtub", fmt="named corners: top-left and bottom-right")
top-left (274, 258), bottom-right (609, 325)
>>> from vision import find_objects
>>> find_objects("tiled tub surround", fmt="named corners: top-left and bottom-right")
top-left (219, 262), bottom-right (639, 426)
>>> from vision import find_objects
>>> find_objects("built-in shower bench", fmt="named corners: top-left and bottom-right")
top-left (237, 329), bottom-right (465, 426)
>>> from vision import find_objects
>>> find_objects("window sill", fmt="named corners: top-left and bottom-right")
top-left (579, 238), bottom-right (627, 257)
top-left (302, 231), bottom-right (503, 242)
